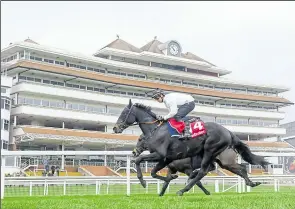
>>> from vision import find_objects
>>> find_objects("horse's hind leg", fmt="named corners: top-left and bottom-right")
top-left (216, 161), bottom-right (261, 187)
top-left (159, 168), bottom-right (178, 197)
top-left (186, 167), bottom-right (212, 195)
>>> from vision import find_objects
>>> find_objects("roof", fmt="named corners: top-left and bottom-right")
top-left (140, 39), bottom-right (164, 54)
top-left (100, 38), bottom-right (142, 53)
top-left (24, 38), bottom-right (39, 45)
top-left (9, 60), bottom-right (294, 105)
top-left (181, 52), bottom-right (216, 66)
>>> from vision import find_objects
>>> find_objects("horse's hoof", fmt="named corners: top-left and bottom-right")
top-left (205, 191), bottom-right (211, 195)
top-left (159, 193), bottom-right (164, 197)
top-left (254, 182), bottom-right (261, 187)
top-left (141, 180), bottom-right (147, 188)
top-left (171, 174), bottom-right (178, 179)
top-left (176, 191), bottom-right (184, 196)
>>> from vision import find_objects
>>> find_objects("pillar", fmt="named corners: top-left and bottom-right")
top-left (104, 145), bottom-right (107, 166)
top-left (62, 122), bottom-right (65, 129)
top-left (237, 155), bottom-right (242, 193)
top-left (61, 143), bottom-right (65, 170)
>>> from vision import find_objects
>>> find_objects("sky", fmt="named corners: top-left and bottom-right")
top-left (1, 1), bottom-right (295, 123)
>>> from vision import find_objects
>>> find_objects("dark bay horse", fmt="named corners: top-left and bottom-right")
top-left (133, 138), bottom-right (254, 196)
top-left (113, 100), bottom-right (269, 196)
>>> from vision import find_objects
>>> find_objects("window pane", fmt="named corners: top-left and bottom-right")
top-left (42, 100), bottom-right (49, 107)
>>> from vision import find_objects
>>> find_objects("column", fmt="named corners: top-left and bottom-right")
top-left (61, 143), bottom-right (65, 170)
top-left (247, 135), bottom-right (250, 141)
top-left (13, 116), bottom-right (17, 126)
top-left (126, 155), bottom-right (131, 196)
top-left (237, 155), bottom-right (242, 193)
top-left (104, 145), bottom-right (107, 166)
top-left (62, 122), bottom-right (65, 129)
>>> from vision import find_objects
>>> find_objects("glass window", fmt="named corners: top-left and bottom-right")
top-left (79, 104), bottom-right (86, 111)
top-left (50, 101), bottom-right (57, 108)
top-left (57, 82), bottom-right (64, 86)
top-left (0, 99), bottom-right (4, 109)
top-left (42, 100), bottom-right (49, 107)
top-left (34, 99), bottom-right (41, 106)
top-left (26, 77), bottom-right (34, 81)
top-left (19, 76), bottom-right (26, 81)
top-left (43, 79), bottom-right (50, 84)
top-left (35, 78), bottom-right (42, 83)
top-left (3, 120), bottom-right (9, 130)
top-left (1, 88), bottom-right (7, 93)
top-left (26, 98), bottom-right (34, 105)
top-left (18, 97), bottom-right (25, 104)
top-left (86, 106), bottom-right (93, 112)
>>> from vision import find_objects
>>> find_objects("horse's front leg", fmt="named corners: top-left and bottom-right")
top-left (134, 152), bottom-right (163, 188)
top-left (150, 159), bottom-right (173, 182)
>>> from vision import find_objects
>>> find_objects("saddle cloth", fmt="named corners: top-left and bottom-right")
top-left (167, 118), bottom-right (207, 138)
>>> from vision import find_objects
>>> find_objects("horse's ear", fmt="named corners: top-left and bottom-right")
top-left (128, 99), bottom-right (132, 108)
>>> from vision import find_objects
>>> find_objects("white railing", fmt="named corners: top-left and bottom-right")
top-left (1, 150), bottom-right (295, 199)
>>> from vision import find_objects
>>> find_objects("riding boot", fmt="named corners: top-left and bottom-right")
top-left (183, 121), bottom-right (191, 138)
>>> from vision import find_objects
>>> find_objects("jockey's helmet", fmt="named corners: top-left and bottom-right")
top-left (151, 89), bottom-right (164, 99)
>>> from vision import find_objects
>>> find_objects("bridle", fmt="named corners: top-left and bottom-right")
top-left (115, 105), bottom-right (163, 132)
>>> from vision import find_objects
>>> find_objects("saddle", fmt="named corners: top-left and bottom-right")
top-left (167, 117), bottom-right (207, 139)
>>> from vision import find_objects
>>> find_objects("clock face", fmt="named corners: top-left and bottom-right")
top-left (169, 44), bottom-right (179, 56)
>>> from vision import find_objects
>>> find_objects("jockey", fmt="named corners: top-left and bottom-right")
top-left (151, 89), bottom-right (196, 138)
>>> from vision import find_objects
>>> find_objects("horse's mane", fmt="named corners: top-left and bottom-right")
top-left (133, 103), bottom-right (158, 119)
top-left (133, 103), bottom-right (152, 112)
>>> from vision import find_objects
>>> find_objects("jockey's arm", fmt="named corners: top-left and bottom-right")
top-left (163, 99), bottom-right (178, 120)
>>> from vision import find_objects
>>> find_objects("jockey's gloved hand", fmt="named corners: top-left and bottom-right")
top-left (156, 115), bottom-right (164, 121)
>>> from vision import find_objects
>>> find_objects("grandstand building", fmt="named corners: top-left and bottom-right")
top-left (1, 37), bottom-right (294, 166)
top-left (281, 121), bottom-right (295, 148)
top-left (1, 75), bottom-right (12, 150)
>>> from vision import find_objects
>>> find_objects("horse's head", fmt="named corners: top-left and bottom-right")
top-left (132, 135), bottom-right (149, 157)
top-left (113, 99), bottom-right (157, 134)
top-left (113, 99), bottom-right (137, 133)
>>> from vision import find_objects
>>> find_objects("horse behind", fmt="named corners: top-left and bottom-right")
top-left (133, 139), bottom-right (255, 196)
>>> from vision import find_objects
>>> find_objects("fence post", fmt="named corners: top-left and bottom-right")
top-left (29, 181), bottom-right (32, 196)
top-left (237, 155), bottom-right (242, 193)
top-left (274, 179), bottom-right (278, 192)
top-left (215, 180), bottom-right (219, 193)
top-left (63, 181), bottom-right (66, 195)
top-left (126, 155), bottom-right (131, 196)
top-left (157, 180), bottom-right (160, 195)
top-left (1, 156), bottom-right (5, 199)
top-left (242, 180), bottom-right (245, 192)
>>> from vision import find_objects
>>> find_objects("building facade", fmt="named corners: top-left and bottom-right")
top-left (1, 75), bottom-right (12, 150)
top-left (0, 37), bottom-right (294, 159)
top-left (281, 121), bottom-right (295, 148)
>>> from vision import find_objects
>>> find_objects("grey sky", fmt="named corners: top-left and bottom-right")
top-left (1, 1), bottom-right (294, 123)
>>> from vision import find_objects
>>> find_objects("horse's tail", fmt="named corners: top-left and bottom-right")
top-left (229, 131), bottom-right (270, 169)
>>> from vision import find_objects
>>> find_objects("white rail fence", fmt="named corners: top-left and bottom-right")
top-left (1, 151), bottom-right (295, 199)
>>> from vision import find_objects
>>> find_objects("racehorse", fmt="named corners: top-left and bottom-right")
top-left (113, 100), bottom-right (269, 196)
top-left (133, 138), bottom-right (255, 196)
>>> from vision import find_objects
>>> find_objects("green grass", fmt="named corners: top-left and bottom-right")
top-left (2, 192), bottom-right (295, 209)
